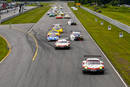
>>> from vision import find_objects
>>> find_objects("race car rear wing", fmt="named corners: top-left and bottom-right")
top-left (84, 55), bottom-right (102, 57)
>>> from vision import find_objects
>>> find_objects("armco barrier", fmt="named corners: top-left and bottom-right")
top-left (81, 6), bottom-right (130, 33)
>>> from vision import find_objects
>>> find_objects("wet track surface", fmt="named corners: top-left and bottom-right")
top-left (0, 2), bottom-right (126, 87)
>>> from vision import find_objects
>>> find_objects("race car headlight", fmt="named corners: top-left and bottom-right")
top-left (85, 67), bottom-right (88, 69)
top-left (99, 66), bottom-right (103, 69)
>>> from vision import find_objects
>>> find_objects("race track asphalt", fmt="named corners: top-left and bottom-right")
top-left (0, 28), bottom-right (35, 87)
top-left (0, 2), bottom-right (126, 87)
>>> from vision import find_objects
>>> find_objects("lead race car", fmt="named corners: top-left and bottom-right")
top-left (55, 39), bottom-right (70, 49)
top-left (81, 55), bottom-right (104, 74)
top-left (70, 31), bottom-right (83, 41)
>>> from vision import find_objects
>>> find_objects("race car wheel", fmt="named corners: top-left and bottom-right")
top-left (101, 71), bottom-right (104, 74)
top-left (82, 70), bottom-right (87, 74)
top-left (55, 47), bottom-right (58, 49)
top-left (67, 47), bottom-right (70, 49)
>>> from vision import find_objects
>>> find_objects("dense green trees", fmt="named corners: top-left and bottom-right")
top-left (6, 0), bottom-right (12, 3)
top-left (4, 0), bottom-right (130, 5)
top-left (76, 0), bottom-right (130, 5)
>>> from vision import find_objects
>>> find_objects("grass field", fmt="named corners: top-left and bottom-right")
top-left (68, 2), bottom-right (130, 86)
top-left (26, 3), bottom-right (37, 6)
top-left (2, 3), bottom-right (51, 24)
top-left (0, 36), bottom-right (9, 61)
top-left (83, 4), bottom-right (130, 26)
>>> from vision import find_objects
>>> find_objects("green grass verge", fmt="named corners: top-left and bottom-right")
top-left (2, 3), bottom-right (51, 24)
top-left (26, 4), bottom-right (37, 6)
top-left (0, 36), bottom-right (9, 61)
top-left (68, 2), bottom-right (130, 86)
top-left (83, 4), bottom-right (130, 26)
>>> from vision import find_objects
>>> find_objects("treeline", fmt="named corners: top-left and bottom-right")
top-left (75, 0), bottom-right (130, 5)
top-left (12, 0), bottom-right (74, 1)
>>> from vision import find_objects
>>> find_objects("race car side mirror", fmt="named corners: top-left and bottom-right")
top-left (100, 61), bottom-right (104, 64)
top-left (82, 61), bottom-right (86, 64)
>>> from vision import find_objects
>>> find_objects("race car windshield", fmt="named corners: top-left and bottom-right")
top-left (59, 41), bottom-right (67, 43)
top-left (49, 34), bottom-right (56, 37)
top-left (73, 33), bottom-right (80, 36)
top-left (54, 27), bottom-right (60, 30)
top-left (88, 60), bottom-right (100, 65)
top-left (51, 31), bottom-right (58, 33)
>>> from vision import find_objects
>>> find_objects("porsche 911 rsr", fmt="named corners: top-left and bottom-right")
top-left (56, 15), bottom-right (63, 19)
top-left (52, 26), bottom-right (63, 33)
top-left (49, 24), bottom-right (63, 33)
top-left (48, 30), bottom-right (60, 36)
top-left (64, 14), bottom-right (71, 19)
top-left (58, 11), bottom-right (64, 16)
top-left (47, 34), bottom-right (59, 41)
top-left (70, 32), bottom-right (83, 41)
top-left (67, 19), bottom-right (77, 25)
top-left (55, 39), bottom-right (70, 49)
top-left (49, 13), bottom-right (55, 17)
top-left (81, 56), bottom-right (104, 74)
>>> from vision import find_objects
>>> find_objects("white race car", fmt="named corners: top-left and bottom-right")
top-left (70, 32), bottom-right (83, 41)
top-left (81, 55), bottom-right (104, 74)
top-left (55, 39), bottom-right (70, 49)
top-left (67, 19), bottom-right (77, 25)
top-left (64, 14), bottom-right (71, 19)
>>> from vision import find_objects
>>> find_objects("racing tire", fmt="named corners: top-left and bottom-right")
top-left (101, 71), bottom-right (104, 74)
top-left (67, 46), bottom-right (70, 49)
top-left (55, 47), bottom-right (58, 49)
top-left (82, 70), bottom-right (87, 74)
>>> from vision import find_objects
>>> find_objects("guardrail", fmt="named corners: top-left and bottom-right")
top-left (81, 6), bottom-right (130, 33)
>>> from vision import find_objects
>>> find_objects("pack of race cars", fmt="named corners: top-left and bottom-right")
top-left (47, 6), bottom-right (80, 49)
top-left (47, 6), bottom-right (71, 19)
top-left (46, 6), bottom-right (105, 74)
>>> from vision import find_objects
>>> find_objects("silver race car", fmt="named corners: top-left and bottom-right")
top-left (70, 32), bottom-right (83, 41)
